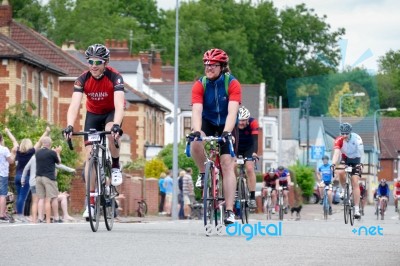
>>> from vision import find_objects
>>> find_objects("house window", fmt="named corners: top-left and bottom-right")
top-left (47, 81), bottom-right (53, 122)
top-left (33, 75), bottom-right (39, 115)
top-left (22, 72), bottom-right (27, 102)
top-left (264, 162), bottom-right (272, 172)
top-left (264, 123), bottom-right (273, 136)
top-left (183, 117), bottom-right (191, 137)
top-left (264, 137), bottom-right (272, 149)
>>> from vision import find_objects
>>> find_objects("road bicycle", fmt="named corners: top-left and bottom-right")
top-left (67, 129), bottom-right (120, 232)
top-left (376, 196), bottom-right (388, 220)
top-left (340, 165), bottom-right (359, 226)
top-left (186, 134), bottom-right (235, 234)
top-left (236, 155), bottom-right (256, 224)
top-left (321, 183), bottom-right (332, 221)
top-left (262, 187), bottom-right (273, 220)
top-left (277, 186), bottom-right (285, 221)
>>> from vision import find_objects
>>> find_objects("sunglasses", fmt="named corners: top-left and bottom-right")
top-left (87, 59), bottom-right (105, 66)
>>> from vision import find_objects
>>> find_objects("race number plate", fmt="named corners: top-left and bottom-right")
top-left (88, 133), bottom-right (100, 142)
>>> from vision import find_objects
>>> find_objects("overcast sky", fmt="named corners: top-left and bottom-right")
top-left (157, 0), bottom-right (400, 72)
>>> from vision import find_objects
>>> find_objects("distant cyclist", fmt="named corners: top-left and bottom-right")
top-left (376, 179), bottom-right (390, 214)
top-left (317, 155), bottom-right (333, 215)
top-left (331, 122), bottom-right (364, 219)
top-left (262, 168), bottom-right (279, 214)
top-left (393, 178), bottom-right (400, 212)
top-left (276, 166), bottom-right (292, 214)
top-left (237, 106), bottom-right (259, 210)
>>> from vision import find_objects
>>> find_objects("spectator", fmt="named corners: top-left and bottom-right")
top-left (178, 170), bottom-right (186, 219)
top-left (183, 169), bottom-right (194, 219)
top-left (158, 172), bottom-right (166, 215)
top-left (185, 168), bottom-right (195, 204)
top-left (163, 170), bottom-right (173, 216)
top-left (0, 133), bottom-right (16, 222)
top-left (35, 136), bottom-right (61, 223)
top-left (22, 155), bottom-right (75, 223)
top-left (5, 127), bottom-right (49, 222)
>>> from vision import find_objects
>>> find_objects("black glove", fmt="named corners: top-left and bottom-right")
top-left (189, 131), bottom-right (201, 140)
top-left (63, 125), bottom-right (73, 136)
top-left (111, 124), bottom-right (123, 135)
top-left (221, 131), bottom-right (231, 142)
top-left (330, 164), bottom-right (336, 171)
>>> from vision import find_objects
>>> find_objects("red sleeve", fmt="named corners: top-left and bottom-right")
top-left (250, 119), bottom-right (259, 135)
top-left (191, 80), bottom-right (204, 104)
top-left (228, 79), bottom-right (241, 103)
top-left (333, 136), bottom-right (344, 149)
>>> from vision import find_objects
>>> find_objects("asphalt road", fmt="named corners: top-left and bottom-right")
top-left (1, 204), bottom-right (399, 266)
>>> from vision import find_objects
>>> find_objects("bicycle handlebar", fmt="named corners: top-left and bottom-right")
top-left (185, 135), bottom-right (235, 158)
top-left (65, 130), bottom-right (120, 150)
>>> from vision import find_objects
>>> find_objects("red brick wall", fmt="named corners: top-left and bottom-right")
top-left (69, 170), bottom-right (159, 216)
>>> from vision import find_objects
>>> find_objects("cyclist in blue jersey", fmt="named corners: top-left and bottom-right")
top-left (317, 155), bottom-right (333, 215)
top-left (376, 179), bottom-right (390, 209)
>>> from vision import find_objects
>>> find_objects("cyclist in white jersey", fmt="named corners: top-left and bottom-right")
top-left (331, 122), bottom-right (364, 218)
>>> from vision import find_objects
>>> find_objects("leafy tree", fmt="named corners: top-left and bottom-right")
top-left (0, 102), bottom-right (79, 191)
top-left (10, 0), bottom-right (51, 34)
top-left (376, 49), bottom-right (400, 115)
top-left (144, 158), bottom-right (168, 179)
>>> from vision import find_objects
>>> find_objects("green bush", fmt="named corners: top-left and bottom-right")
top-left (289, 163), bottom-right (315, 197)
top-left (123, 157), bottom-right (146, 171)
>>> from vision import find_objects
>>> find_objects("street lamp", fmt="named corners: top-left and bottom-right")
top-left (373, 107), bottom-right (397, 184)
top-left (339, 92), bottom-right (366, 124)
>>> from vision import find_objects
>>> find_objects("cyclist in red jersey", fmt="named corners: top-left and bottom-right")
top-left (393, 178), bottom-right (400, 212)
top-left (189, 48), bottom-right (241, 225)
top-left (331, 122), bottom-right (364, 218)
top-left (63, 44), bottom-right (125, 219)
top-left (262, 168), bottom-right (279, 214)
top-left (237, 106), bottom-right (259, 209)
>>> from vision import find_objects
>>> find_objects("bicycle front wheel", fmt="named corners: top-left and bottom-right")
top-left (87, 157), bottom-right (101, 232)
top-left (203, 162), bottom-right (215, 228)
top-left (323, 194), bottom-right (329, 221)
top-left (343, 184), bottom-right (349, 224)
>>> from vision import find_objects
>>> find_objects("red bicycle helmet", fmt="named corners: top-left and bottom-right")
top-left (203, 48), bottom-right (229, 64)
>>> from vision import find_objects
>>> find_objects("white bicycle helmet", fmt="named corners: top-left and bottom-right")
top-left (238, 106), bottom-right (250, 120)
top-left (111, 168), bottom-right (123, 186)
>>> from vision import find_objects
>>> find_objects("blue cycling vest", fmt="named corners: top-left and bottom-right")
top-left (201, 73), bottom-right (235, 126)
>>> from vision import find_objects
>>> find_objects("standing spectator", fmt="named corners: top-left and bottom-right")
top-left (0, 133), bottom-right (16, 222)
top-left (185, 168), bottom-right (195, 204)
top-left (35, 137), bottom-right (61, 223)
top-left (158, 172), bottom-right (166, 215)
top-left (5, 127), bottom-right (49, 222)
top-left (183, 169), bottom-right (194, 219)
top-left (178, 170), bottom-right (186, 219)
top-left (163, 170), bottom-right (173, 216)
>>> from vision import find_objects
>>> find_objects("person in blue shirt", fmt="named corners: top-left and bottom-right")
top-left (376, 179), bottom-right (390, 215)
top-left (317, 155), bottom-right (333, 215)
top-left (163, 171), bottom-right (173, 216)
top-left (158, 172), bottom-right (166, 215)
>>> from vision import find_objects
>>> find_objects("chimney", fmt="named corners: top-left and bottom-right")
top-left (68, 40), bottom-right (76, 50)
top-left (0, 0), bottom-right (12, 29)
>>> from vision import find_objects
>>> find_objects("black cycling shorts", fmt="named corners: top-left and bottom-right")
top-left (201, 118), bottom-right (238, 155)
top-left (237, 145), bottom-right (254, 160)
top-left (84, 110), bottom-right (122, 144)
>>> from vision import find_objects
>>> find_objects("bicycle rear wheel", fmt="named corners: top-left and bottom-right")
top-left (87, 157), bottom-right (101, 232)
top-left (104, 185), bottom-right (116, 231)
top-left (323, 193), bottom-right (329, 221)
top-left (349, 194), bottom-right (355, 226)
top-left (376, 201), bottom-right (379, 220)
top-left (238, 177), bottom-right (249, 224)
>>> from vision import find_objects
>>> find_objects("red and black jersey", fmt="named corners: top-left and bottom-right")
top-left (74, 66), bottom-right (124, 114)
top-left (263, 173), bottom-right (278, 187)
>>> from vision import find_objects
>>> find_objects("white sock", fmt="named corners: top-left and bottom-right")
top-left (355, 206), bottom-right (359, 212)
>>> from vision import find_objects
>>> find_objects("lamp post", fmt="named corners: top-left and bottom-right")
top-left (373, 107), bottom-right (397, 184)
top-left (339, 92), bottom-right (365, 124)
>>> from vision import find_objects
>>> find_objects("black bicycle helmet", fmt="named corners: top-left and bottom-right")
top-left (277, 166), bottom-right (284, 171)
top-left (85, 44), bottom-right (110, 60)
top-left (340, 122), bottom-right (352, 134)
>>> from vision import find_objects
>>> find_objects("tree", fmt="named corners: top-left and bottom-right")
top-left (10, 0), bottom-right (51, 34)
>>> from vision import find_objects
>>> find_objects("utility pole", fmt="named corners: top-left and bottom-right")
top-left (303, 97), bottom-right (311, 166)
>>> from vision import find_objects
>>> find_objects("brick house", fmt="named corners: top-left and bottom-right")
top-left (378, 117), bottom-right (400, 182)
